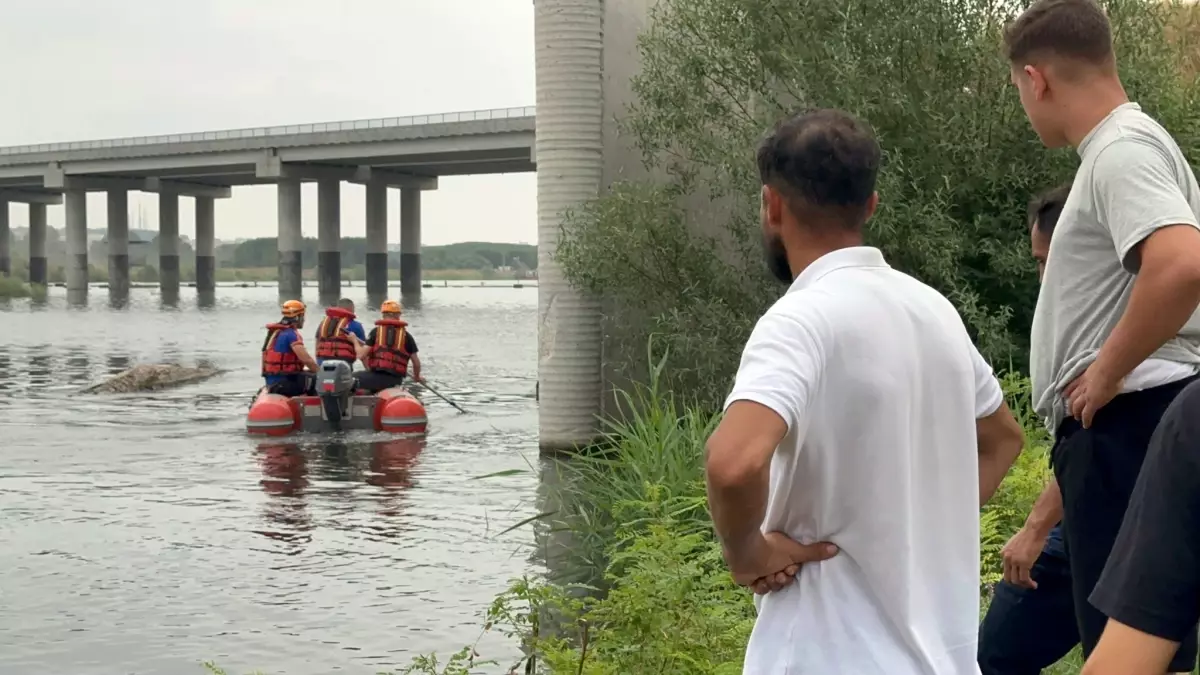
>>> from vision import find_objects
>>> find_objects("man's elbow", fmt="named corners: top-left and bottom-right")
top-left (704, 438), bottom-right (759, 490)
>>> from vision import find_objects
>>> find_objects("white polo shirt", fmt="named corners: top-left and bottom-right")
top-left (726, 246), bottom-right (1003, 675)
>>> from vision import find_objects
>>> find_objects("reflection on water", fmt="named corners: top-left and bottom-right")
top-left (0, 285), bottom-right (543, 675)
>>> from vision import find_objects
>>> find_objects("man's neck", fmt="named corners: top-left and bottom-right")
top-left (785, 236), bottom-right (863, 281)
top-left (1062, 78), bottom-right (1130, 148)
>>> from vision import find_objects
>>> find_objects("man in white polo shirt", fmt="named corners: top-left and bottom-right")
top-left (705, 108), bottom-right (1026, 674)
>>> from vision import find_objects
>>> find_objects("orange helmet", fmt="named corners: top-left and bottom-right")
top-left (380, 300), bottom-right (402, 314)
top-left (281, 299), bottom-right (306, 318)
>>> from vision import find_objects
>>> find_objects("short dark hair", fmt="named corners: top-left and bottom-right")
top-left (337, 298), bottom-right (354, 311)
top-left (756, 108), bottom-right (881, 231)
top-left (1028, 182), bottom-right (1072, 236)
top-left (1003, 0), bottom-right (1114, 68)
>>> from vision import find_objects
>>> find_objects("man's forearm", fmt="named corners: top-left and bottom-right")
top-left (1023, 476), bottom-right (1063, 537)
top-left (706, 464), bottom-right (769, 550)
top-left (1095, 259), bottom-right (1200, 382)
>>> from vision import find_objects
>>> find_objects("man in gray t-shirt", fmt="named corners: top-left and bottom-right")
top-left (1005, 1), bottom-right (1200, 671)
top-left (1030, 102), bottom-right (1200, 429)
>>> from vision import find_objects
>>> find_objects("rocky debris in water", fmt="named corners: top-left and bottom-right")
top-left (83, 364), bottom-right (225, 394)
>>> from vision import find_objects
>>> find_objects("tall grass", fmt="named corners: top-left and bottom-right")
top-left (540, 339), bottom-right (717, 581)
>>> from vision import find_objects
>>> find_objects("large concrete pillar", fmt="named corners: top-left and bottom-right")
top-left (158, 192), bottom-right (180, 295)
top-left (399, 188), bottom-right (421, 294)
top-left (365, 182), bottom-right (388, 300)
top-left (195, 196), bottom-right (215, 294)
top-left (277, 180), bottom-right (302, 299)
top-left (317, 180), bottom-right (341, 303)
top-left (107, 190), bottom-right (129, 298)
top-left (534, 0), bottom-right (605, 452)
top-left (0, 200), bottom-right (9, 277)
top-left (27, 203), bottom-right (47, 285)
top-left (65, 190), bottom-right (89, 297)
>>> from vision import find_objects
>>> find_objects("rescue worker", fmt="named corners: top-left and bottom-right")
top-left (261, 299), bottom-right (319, 397)
top-left (314, 298), bottom-right (366, 366)
top-left (355, 299), bottom-right (423, 393)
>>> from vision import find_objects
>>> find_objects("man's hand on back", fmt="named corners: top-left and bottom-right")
top-left (724, 531), bottom-right (839, 595)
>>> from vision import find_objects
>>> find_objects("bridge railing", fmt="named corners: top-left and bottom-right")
top-left (0, 105), bottom-right (537, 156)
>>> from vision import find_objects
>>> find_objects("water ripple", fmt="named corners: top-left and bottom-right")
top-left (0, 285), bottom-right (545, 675)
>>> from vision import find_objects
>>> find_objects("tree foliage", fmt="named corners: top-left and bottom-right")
top-left (556, 0), bottom-right (1200, 410)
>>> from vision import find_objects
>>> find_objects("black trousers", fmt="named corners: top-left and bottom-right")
top-left (355, 370), bottom-right (405, 394)
top-left (267, 374), bottom-right (314, 397)
top-left (978, 550), bottom-right (1078, 675)
top-left (1051, 375), bottom-right (1200, 672)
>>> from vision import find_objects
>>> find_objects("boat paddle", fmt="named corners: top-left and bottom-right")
top-left (416, 379), bottom-right (469, 414)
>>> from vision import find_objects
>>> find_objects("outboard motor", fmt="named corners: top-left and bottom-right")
top-left (316, 360), bottom-right (356, 431)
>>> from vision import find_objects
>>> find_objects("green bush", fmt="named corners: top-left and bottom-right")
top-left (556, 0), bottom-right (1200, 409)
top-left (0, 276), bottom-right (32, 298)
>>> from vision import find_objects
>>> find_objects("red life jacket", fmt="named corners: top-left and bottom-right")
top-left (365, 319), bottom-right (411, 377)
top-left (261, 323), bottom-right (304, 377)
top-left (315, 307), bottom-right (358, 362)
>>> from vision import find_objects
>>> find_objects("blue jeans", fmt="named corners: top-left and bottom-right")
top-left (978, 550), bottom-right (1078, 675)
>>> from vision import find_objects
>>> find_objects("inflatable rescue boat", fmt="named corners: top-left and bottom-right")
top-left (246, 360), bottom-right (427, 436)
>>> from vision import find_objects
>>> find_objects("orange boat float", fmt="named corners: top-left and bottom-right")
top-left (246, 361), bottom-right (427, 436)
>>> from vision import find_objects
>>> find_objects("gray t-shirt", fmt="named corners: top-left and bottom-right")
top-left (1030, 102), bottom-right (1200, 431)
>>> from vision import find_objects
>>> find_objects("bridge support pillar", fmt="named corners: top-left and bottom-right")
top-left (65, 190), bottom-right (89, 302)
top-left (158, 192), bottom-right (179, 302)
top-left (195, 196), bottom-right (215, 297)
top-left (534, 0), bottom-right (605, 452)
top-left (28, 203), bottom-right (47, 286)
top-left (0, 199), bottom-right (9, 277)
top-left (107, 189), bottom-right (129, 302)
top-left (317, 180), bottom-right (341, 304)
top-left (277, 180), bottom-right (303, 300)
top-left (400, 188), bottom-right (421, 295)
top-left (365, 182), bottom-right (388, 303)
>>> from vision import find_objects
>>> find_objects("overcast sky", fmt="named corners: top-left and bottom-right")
top-left (0, 0), bottom-right (537, 245)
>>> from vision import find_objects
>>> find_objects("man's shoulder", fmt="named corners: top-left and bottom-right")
top-left (1085, 111), bottom-right (1179, 170)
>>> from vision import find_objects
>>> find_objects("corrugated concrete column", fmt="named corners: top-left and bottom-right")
top-left (27, 203), bottom-right (47, 285)
top-left (317, 180), bottom-right (341, 304)
top-left (534, 0), bottom-right (605, 452)
top-left (107, 190), bottom-right (129, 299)
top-left (158, 192), bottom-right (179, 295)
top-left (0, 199), bottom-right (9, 277)
top-left (65, 190), bottom-right (89, 298)
top-left (277, 180), bottom-right (303, 299)
top-left (399, 188), bottom-right (421, 294)
top-left (365, 182), bottom-right (388, 300)
top-left (195, 196), bottom-right (215, 294)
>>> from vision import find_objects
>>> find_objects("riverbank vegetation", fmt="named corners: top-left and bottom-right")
top-left (0, 241), bottom-right (536, 285)
top-left (0, 275), bottom-right (31, 298)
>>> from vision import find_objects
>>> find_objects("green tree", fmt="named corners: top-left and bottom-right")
top-left (555, 0), bottom-right (1200, 411)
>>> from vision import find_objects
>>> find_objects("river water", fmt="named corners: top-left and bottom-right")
top-left (0, 284), bottom-right (544, 674)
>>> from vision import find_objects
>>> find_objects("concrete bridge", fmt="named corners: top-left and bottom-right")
top-left (0, 106), bottom-right (536, 302)
top-left (0, 0), bottom-right (639, 453)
